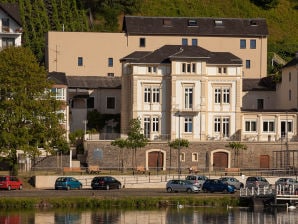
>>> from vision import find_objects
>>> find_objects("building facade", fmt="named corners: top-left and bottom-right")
top-left (0, 3), bottom-right (22, 49)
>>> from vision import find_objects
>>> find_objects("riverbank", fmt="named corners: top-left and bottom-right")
top-left (0, 195), bottom-right (240, 210)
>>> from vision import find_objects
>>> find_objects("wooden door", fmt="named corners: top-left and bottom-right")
top-left (148, 151), bottom-right (163, 170)
top-left (260, 155), bottom-right (270, 168)
top-left (213, 152), bottom-right (228, 169)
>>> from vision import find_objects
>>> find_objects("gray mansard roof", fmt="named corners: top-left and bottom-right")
top-left (121, 45), bottom-right (242, 65)
top-left (123, 16), bottom-right (268, 37)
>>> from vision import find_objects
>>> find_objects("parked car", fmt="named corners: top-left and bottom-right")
top-left (245, 176), bottom-right (270, 189)
top-left (219, 177), bottom-right (244, 190)
top-left (166, 179), bottom-right (199, 193)
top-left (55, 177), bottom-right (82, 190)
top-left (91, 176), bottom-right (121, 190)
top-left (202, 179), bottom-right (235, 193)
top-left (185, 175), bottom-right (208, 189)
top-left (275, 177), bottom-right (298, 190)
top-left (0, 176), bottom-right (23, 190)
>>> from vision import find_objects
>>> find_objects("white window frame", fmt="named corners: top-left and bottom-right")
top-left (262, 121), bottom-right (275, 133)
top-left (184, 117), bottom-right (193, 133)
top-left (144, 87), bottom-right (151, 103)
top-left (152, 88), bottom-right (160, 103)
top-left (51, 88), bottom-right (66, 100)
top-left (144, 117), bottom-right (150, 138)
top-left (192, 153), bottom-right (198, 162)
top-left (152, 117), bottom-right (159, 132)
top-left (184, 87), bottom-right (193, 109)
top-left (180, 152), bottom-right (185, 162)
top-left (245, 120), bottom-right (257, 132)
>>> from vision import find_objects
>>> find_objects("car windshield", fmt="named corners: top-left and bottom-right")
top-left (0, 176), bottom-right (6, 181)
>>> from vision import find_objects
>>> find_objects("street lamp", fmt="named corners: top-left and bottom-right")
top-left (83, 120), bottom-right (88, 140)
top-left (178, 111), bottom-right (181, 178)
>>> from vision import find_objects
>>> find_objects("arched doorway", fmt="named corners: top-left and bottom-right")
top-left (146, 149), bottom-right (166, 171)
top-left (210, 150), bottom-right (231, 171)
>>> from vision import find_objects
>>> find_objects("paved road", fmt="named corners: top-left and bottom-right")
top-left (0, 188), bottom-right (239, 198)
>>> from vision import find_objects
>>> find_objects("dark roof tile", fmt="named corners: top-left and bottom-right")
top-left (0, 3), bottom-right (22, 26)
top-left (123, 16), bottom-right (268, 37)
top-left (67, 76), bottom-right (121, 89)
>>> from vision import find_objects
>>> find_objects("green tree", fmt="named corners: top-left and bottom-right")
top-left (111, 118), bottom-right (148, 170)
top-left (0, 47), bottom-right (68, 175)
top-left (225, 142), bottom-right (247, 168)
top-left (168, 138), bottom-right (189, 175)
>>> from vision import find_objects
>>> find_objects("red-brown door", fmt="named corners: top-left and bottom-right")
top-left (260, 155), bottom-right (270, 168)
top-left (148, 151), bottom-right (163, 170)
top-left (213, 152), bottom-right (228, 169)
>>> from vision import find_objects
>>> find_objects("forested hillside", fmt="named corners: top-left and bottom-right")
top-left (1, 0), bottom-right (297, 72)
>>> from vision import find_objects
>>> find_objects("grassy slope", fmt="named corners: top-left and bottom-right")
top-left (136, 0), bottom-right (298, 59)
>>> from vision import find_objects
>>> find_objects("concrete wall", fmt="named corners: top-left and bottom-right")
top-left (34, 174), bottom-right (286, 189)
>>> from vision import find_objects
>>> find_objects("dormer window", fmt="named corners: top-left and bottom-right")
top-left (250, 20), bottom-right (257, 26)
top-left (163, 19), bottom-right (172, 26)
top-left (188, 19), bottom-right (197, 27)
top-left (214, 20), bottom-right (223, 26)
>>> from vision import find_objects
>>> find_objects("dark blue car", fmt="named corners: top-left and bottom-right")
top-left (55, 177), bottom-right (82, 190)
top-left (202, 179), bottom-right (235, 193)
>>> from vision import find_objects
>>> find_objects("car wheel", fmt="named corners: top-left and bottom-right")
top-left (117, 184), bottom-right (121, 189)
top-left (19, 185), bottom-right (23, 190)
top-left (187, 188), bottom-right (192, 193)
top-left (167, 187), bottom-right (173, 193)
top-left (8, 186), bottom-right (11, 191)
top-left (67, 185), bottom-right (70, 190)
top-left (78, 184), bottom-right (82, 190)
top-left (240, 183), bottom-right (244, 188)
top-left (106, 185), bottom-right (110, 190)
top-left (223, 189), bottom-right (228, 194)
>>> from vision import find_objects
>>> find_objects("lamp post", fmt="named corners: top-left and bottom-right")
top-left (178, 111), bottom-right (181, 178)
top-left (83, 120), bottom-right (88, 140)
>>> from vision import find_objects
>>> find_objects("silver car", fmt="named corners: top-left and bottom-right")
top-left (219, 177), bottom-right (244, 190)
top-left (245, 176), bottom-right (270, 189)
top-left (275, 177), bottom-right (298, 191)
top-left (185, 175), bottom-right (208, 189)
top-left (166, 179), bottom-right (199, 193)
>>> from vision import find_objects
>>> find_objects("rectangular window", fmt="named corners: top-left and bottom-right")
top-left (214, 117), bottom-right (221, 132)
top-left (180, 152), bottom-right (185, 162)
top-left (240, 39), bottom-right (246, 49)
top-left (144, 117), bottom-right (150, 138)
top-left (187, 64), bottom-right (191, 73)
top-left (188, 19), bottom-right (197, 26)
top-left (215, 88), bottom-right (221, 103)
top-left (257, 99), bottom-right (264, 110)
top-left (108, 58), bottom-right (113, 67)
top-left (222, 88), bottom-right (230, 103)
top-left (289, 72), bottom-right (291, 82)
top-left (184, 117), bottom-right (193, 132)
top-left (289, 90), bottom-right (292, 101)
top-left (192, 153), bottom-right (198, 162)
top-left (139, 38), bottom-right (145, 47)
top-left (1, 18), bottom-right (9, 32)
top-left (263, 121), bottom-right (275, 132)
top-left (51, 88), bottom-right (66, 100)
top-left (250, 39), bottom-right (256, 49)
top-left (218, 67), bottom-right (222, 73)
top-left (192, 38), bottom-right (198, 46)
top-left (107, 73), bottom-right (114, 77)
top-left (106, 97), bottom-right (115, 109)
top-left (148, 66), bottom-right (157, 73)
top-left (223, 117), bottom-right (230, 137)
top-left (152, 88), bottom-right (160, 103)
top-left (192, 63), bottom-right (196, 73)
top-left (87, 97), bottom-right (94, 108)
top-left (182, 63), bottom-right (186, 73)
top-left (152, 117), bottom-right (159, 132)
top-left (245, 121), bottom-right (257, 132)
top-left (2, 38), bottom-right (15, 48)
top-left (78, 57), bottom-right (83, 66)
top-left (281, 120), bottom-right (293, 137)
top-left (246, 60), bottom-right (251, 69)
top-left (184, 87), bottom-right (193, 109)
top-left (144, 88), bottom-right (151, 103)
top-left (182, 38), bottom-right (188, 45)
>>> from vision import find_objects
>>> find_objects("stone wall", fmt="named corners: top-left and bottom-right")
top-left (84, 140), bottom-right (298, 171)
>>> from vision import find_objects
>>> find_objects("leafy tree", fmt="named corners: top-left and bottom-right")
top-left (111, 118), bottom-right (148, 170)
top-left (225, 142), bottom-right (247, 168)
top-left (0, 47), bottom-right (68, 175)
top-left (168, 138), bottom-right (189, 174)
top-left (69, 129), bottom-right (85, 154)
